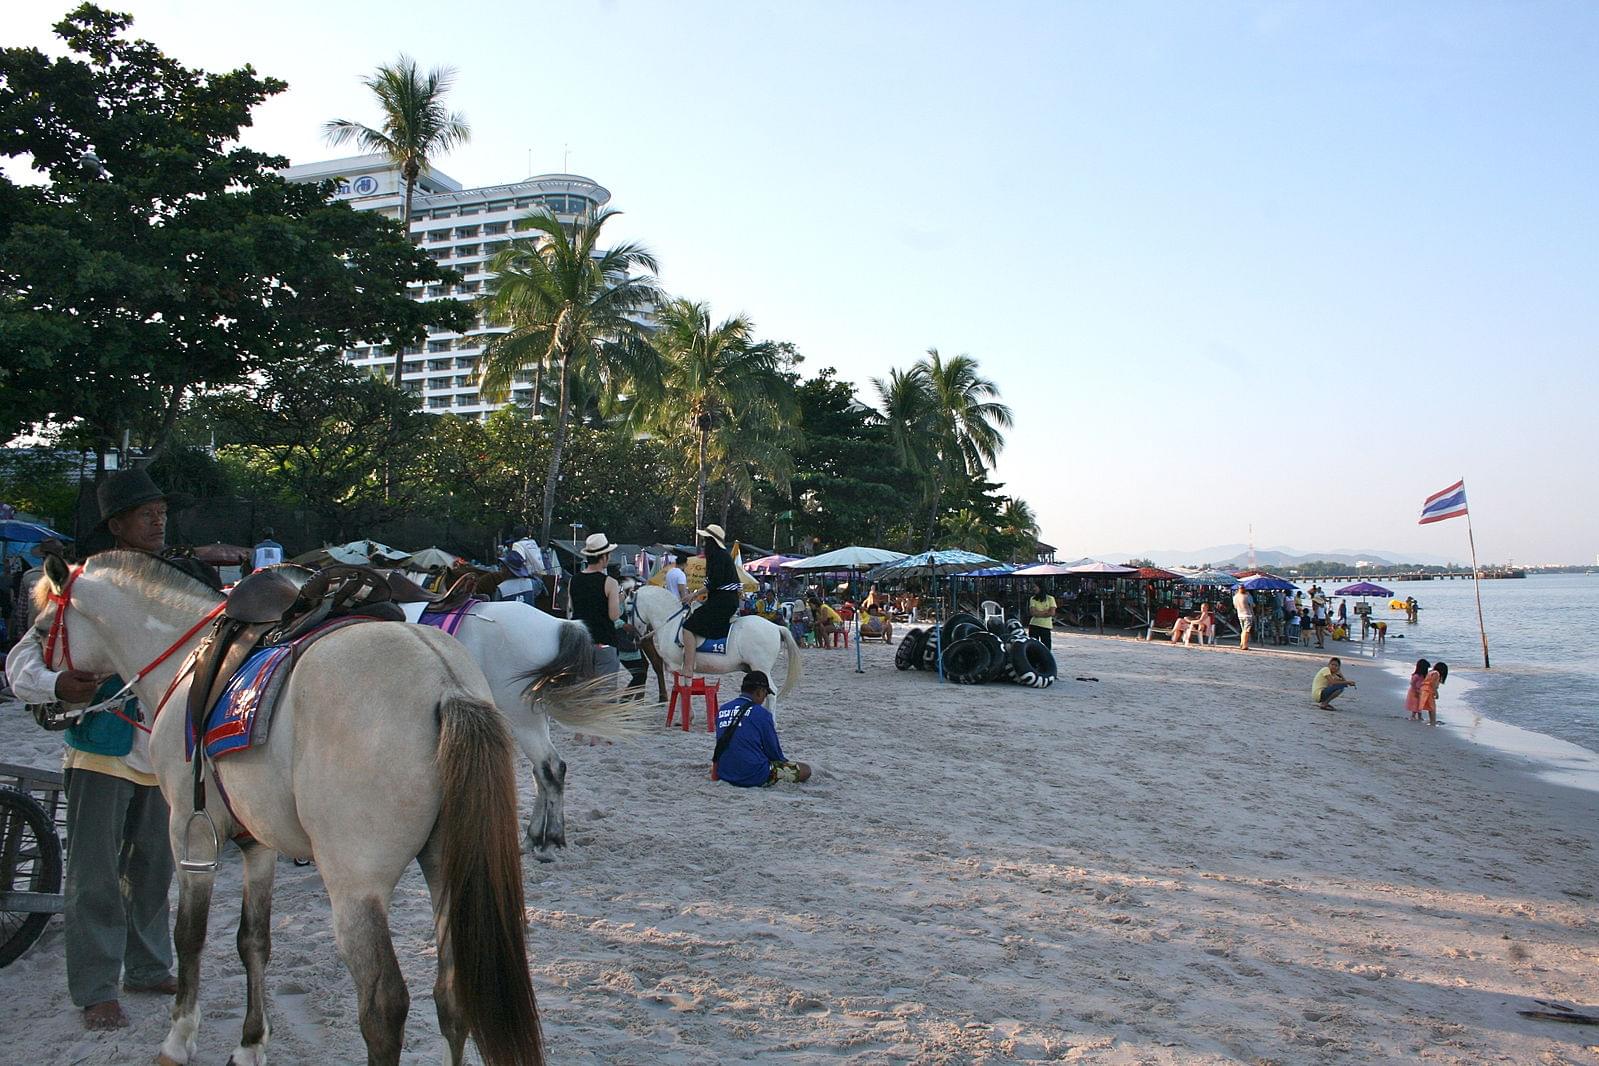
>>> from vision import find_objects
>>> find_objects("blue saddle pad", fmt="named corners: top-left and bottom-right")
top-left (695, 636), bottom-right (728, 655)
top-left (186, 644), bottom-right (295, 761)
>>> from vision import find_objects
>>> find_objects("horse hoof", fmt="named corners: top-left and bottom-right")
top-left (155, 1055), bottom-right (184, 1066)
top-left (529, 847), bottom-right (557, 864)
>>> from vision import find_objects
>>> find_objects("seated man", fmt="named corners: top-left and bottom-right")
top-left (713, 671), bottom-right (811, 787)
top-left (811, 598), bottom-right (843, 645)
top-left (1311, 657), bottom-right (1356, 710)
top-left (788, 602), bottom-right (813, 644)
top-left (860, 603), bottom-right (894, 642)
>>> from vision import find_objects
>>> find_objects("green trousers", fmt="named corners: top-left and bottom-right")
top-left (63, 768), bottom-right (174, 1007)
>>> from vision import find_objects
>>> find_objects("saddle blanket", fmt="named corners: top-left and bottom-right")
top-left (186, 617), bottom-right (371, 763)
top-left (679, 635), bottom-right (727, 654)
top-left (416, 599), bottom-right (479, 635)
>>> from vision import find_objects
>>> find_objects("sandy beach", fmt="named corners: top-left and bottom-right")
top-left (3, 633), bottom-right (1597, 1064)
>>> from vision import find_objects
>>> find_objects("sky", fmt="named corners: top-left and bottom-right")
top-left (8, 1), bottom-right (1598, 563)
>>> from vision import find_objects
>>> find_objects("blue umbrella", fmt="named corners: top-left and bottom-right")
top-left (0, 520), bottom-right (69, 542)
top-left (1239, 574), bottom-right (1298, 592)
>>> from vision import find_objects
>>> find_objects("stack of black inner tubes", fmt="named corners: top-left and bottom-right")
top-left (894, 612), bottom-right (1057, 688)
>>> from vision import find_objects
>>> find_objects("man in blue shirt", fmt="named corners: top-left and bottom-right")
top-left (713, 671), bottom-right (811, 787)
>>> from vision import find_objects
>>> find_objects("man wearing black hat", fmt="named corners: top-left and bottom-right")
top-left (711, 671), bottom-right (811, 787)
top-left (4, 468), bottom-right (218, 1030)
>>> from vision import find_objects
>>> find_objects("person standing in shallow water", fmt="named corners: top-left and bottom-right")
top-left (1419, 661), bottom-right (1448, 725)
top-left (682, 524), bottom-right (740, 677)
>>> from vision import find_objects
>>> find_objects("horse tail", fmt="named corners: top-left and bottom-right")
top-left (778, 623), bottom-right (804, 701)
top-left (530, 674), bottom-right (654, 739)
top-left (435, 696), bottom-right (544, 1066)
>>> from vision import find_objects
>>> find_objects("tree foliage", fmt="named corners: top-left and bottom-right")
top-left (0, 5), bottom-right (465, 455)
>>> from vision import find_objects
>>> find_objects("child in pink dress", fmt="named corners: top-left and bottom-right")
top-left (1405, 658), bottom-right (1430, 720)
top-left (1419, 662), bottom-right (1448, 725)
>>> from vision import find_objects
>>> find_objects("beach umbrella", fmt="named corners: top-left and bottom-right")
top-left (864, 550), bottom-right (1000, 681)
top-left (1238, 574), bottom-right (1298, 591)
top-left (1334, 581), bottom-right (1393, 597)
top-left (1135, 566), bottom-right (1184, 581)
top-left (1, 519), bottom-right (69, 542)
top-left (405, 547), bottom-right (460, 571)
top-left (1180, 569), bottom-right (1241, 587)
top-left (955, 563), bottom-right (1019, 578)
top-left (781, 545), bottom-right (907, 572)
top-left (1066, 560), bottom-right (1139, 575)
top-left (1012, 562), bottom-right (1076, 576)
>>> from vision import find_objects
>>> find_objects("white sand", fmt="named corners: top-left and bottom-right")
top-left (3, 634), bottom-right (1597, 1063)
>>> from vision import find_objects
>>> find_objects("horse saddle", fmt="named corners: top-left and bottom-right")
top-left (692, 636), bottom-right (728, 655)
top-left (188, 565), bottom-right (406, 750)
top-left (385, 570), bottom-right (480, 612)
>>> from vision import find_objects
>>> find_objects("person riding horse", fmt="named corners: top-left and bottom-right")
top-left (681, 524), bottom-right (740, 678)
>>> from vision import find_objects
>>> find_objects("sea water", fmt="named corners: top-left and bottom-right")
top-left (1329, 573), bottom-right (1599, 756)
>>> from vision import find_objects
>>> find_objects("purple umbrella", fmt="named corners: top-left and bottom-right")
top-left (1335, 581), bottom-right (1393, 597)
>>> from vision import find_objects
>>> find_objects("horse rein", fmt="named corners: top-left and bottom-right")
top-left (42, 564), bottom-right (226, 732)
top-left (622, 590), bottom-right (691, 644)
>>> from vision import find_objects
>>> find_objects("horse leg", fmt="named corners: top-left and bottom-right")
top-left (329, 889), bottom-right (409, 1066)
top-left (417, 840), bottom-right (469, 1066)
top-left (226, 843), bottom-right (276, 1065)
top-left (642, 636), bottom-right (668, 703)
top-left (156, 867), bottom-right (214, 1066)
top-left (504, 706), bottom-right (566, 853)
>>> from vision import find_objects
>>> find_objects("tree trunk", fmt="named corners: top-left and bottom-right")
top-left (719, 480), bottom-right (736, 532)
top-left (921, 471), bottom-right (946, 551)
top-left (694, 426), bottom-right (709, 535)
top-left (143, 383), bottom-right (187, 463)
top-left (531, 357), bottom-right (544, 417)
top-left (538, 346), bottom-right (574, 543)
top-left (394, 173), bottom-right (417, 384)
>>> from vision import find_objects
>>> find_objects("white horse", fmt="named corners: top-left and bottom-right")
top-left (399, 598), bottom-right (647, 853)
top-left (36, 552), bottom-right (543, 1066)
top-left (626, 584), bottom-right (803, 705)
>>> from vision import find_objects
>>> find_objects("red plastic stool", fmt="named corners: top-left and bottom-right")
top-left (828, 627), bottom-right (851, 649)
top-left (667, 671), bottom-right (720, 733)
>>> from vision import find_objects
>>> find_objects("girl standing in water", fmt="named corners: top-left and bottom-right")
top-left (1406, 658), bottom-right (1431, 720)
top-left (1419, 661), bottom-right (1448, 726)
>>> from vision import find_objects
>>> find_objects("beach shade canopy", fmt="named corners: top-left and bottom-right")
top-left (1067, 560), bottom-right (1140, 576)
top-left (1136, 566), bottom-right (1184, 581)
top-left (863, 548), bottom-right (999, 582)
top-left (404, 547), bottom-right (459, 571)
top-left (782, 545), bottom-right (907, 572)
top-left (956, 563), bottom-right (1019, 578)
top-left (745, 553), bottom-right (802, 574)
top-left (290, 543), bottom-right (370, 567)
top-left (1180, 569), bottom-right (1241, 587)
top-left (0, 519), bottom-right (69, 542)
top-left (1334, 581), bottom-right (1393, 597)
top-left (1238, 573), bottom-right (1299, 591)
top-left (1012, 562), bottom-right (1077, 576)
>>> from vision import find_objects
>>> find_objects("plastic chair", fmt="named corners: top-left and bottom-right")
top-left (981, 600), bottom-right (1004, 627)
top-left (667, 671), bottom-right (720, 733)
top-left (828, 626), bottom-right (850, 649)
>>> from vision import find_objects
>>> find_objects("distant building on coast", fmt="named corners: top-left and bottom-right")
top-left (281, 154), bottom-right (611, 419)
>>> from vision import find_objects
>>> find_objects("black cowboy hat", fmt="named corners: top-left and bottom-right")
top-left (89, 469), bottom-right (194, 539)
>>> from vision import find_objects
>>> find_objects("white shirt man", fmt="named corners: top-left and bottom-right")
top-left (1232, 587), bottom-right (1255, 651)
top-left (663, 553), bottom-right (690, 605)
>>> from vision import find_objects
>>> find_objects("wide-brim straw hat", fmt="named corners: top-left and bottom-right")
top-left (581, 532), bottom-right (618, 558)
top-left (696, 524), bottom-right (727, 546)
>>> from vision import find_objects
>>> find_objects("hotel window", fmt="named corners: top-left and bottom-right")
top-left (428, 229), bottom-right (450, 242)
top-left (455, 226), bottom-right (479, 239)
top-left (484, 222), bottom-right (508, 235)
top-left (428, 340), bottom-right (452, 353)
top-left (426, 285), bottom-right (446, 298)
top-left (486, 200), bottom-right (512, 213)
top-left (430, 208), bottom-right (453, 220)
top-left (458, 206), bottom-right (478, 216)
top-left (455, 243), bottom-right (479, 257)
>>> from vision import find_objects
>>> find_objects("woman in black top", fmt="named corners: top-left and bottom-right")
top-left (682, 523), bottom-right (741, 676)
top-left (569, 533), bottom-right (621, 657)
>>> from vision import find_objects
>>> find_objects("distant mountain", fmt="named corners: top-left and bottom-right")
top-left (1093, 544), bottom-right (1457, 568)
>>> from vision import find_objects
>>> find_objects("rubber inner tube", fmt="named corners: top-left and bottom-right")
top-left (941, 612), bottom-right (981, 650)
top-left (895, 628), bottom-right (926, 671)
top-left (971, 631), bottom-right (1006, 681)
top-left (942, 637), bottom-right (990, 684)
top-left (949, 621), bottom-right (982, 644)
top-left (1006, 639), bottom-right (1037, 686)
top-left (1023, 637), bottom-right (1057, 681)
top-left (984, 615), bottom-right (1011, 637)
top-left (917, 631), bottom-right (940, 671)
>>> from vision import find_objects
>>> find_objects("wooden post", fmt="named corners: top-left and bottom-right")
top-left (1466, 508), bottom-right (1491, 669)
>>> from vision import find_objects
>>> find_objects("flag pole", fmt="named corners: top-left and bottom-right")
top-left (1463, 483), bottom-right (1491, 669)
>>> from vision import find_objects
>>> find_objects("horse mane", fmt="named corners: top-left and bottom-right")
top-left (87, 550), bottom-right (223, 611)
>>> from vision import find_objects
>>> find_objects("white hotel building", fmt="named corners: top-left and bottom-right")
top-left (281, 154), bottom-right (610, 417)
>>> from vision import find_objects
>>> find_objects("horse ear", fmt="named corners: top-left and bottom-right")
top-left (44, 553), bottom-right (71, 591)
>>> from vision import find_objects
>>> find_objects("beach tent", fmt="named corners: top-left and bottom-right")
top-left (1334, 581), bottom-right (1393, 597)
top-left (0, 519), bottom-right (67, 542)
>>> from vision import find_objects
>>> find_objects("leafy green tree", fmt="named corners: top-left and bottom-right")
top-left (323, 54), bottom-right (471, 381)
top-left (477, 208), bottom-right (660, 541)
top-left (878, 349), bottom-right (1013, 550)
top-left (0, 6), bottom-right (465, 457)
top-left (942, 508), bottom-right (993, 554)
top-left (643, 299), bottom-right (796, 535)
top-left (995, 497), bottom-right (1041, 562)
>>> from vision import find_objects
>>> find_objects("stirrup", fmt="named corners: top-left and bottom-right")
top-left (178, 810), bottom-right (222, 873)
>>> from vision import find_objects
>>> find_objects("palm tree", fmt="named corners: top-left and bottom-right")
top-left (642, 299), bottom-right (796, 535)
top-left (324, 56), bottom-right (471, 381)
top-left (477, 208), bottom-right (661, 541)
top-left (912, 348), bottom-right (1013, 550)
top-left (712, 396), bottom-right (800, 531)
top-left (998, 497), bottom-right (1041, 562)
top-left (942, 508), bottom-right (993, 554)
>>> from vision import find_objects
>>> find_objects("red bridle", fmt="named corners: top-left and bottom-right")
top-left (44, 564), bottom-right (226, 731)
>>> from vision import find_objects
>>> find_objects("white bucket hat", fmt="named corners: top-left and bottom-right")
top-left (696, 524), bottom-right (727, 546)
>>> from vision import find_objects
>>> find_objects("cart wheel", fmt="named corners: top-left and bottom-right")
top-left (0, 787), bottom-right (63, 968)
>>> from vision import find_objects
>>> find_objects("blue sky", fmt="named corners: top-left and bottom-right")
top-left (10, 2), bottom-right (1597, 562)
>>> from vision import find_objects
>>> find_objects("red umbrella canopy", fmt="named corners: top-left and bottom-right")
top-left (1135, 566), bottom-right (1183, 581)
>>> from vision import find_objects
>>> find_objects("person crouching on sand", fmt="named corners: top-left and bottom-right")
top-left (1405, 658), bottom-right (1431, 720)
top-left (1311, 657), bottom-right (1356, 710)
top-left (712, 671), bottom-right (811, 787)
top-left (1419, 661), bottom-right (1448, 725)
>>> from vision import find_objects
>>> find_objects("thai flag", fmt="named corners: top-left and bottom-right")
top-left (1419, 480), bottom-right (1469, 525)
